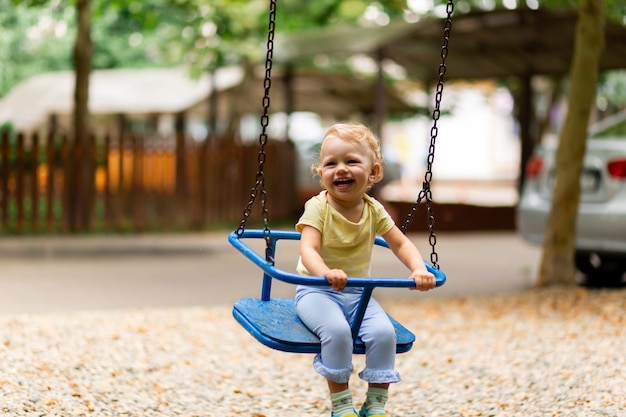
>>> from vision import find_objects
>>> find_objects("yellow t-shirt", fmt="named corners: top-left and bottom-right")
top-left (296, 191), bottom-right (395, 278)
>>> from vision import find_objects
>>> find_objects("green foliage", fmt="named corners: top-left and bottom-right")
top-left (0, 0), bottom-right (73, 97)
top-left (0, 121), bottom-right (16, 134)
top-left (0, 0), bottom-right (198, 98)
top-left (598, 71), bottom-right (626, 109)
top-left (0, 0), bottom-right (391, 87)
top-left (89, 0), bottom-right (192, 68)
top-left (3, 0), bottom-right (626, 106)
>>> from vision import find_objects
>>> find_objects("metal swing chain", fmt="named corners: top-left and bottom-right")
top-left (236, 0), bottom-right (277, 264)
top-left (400, 0), bottom-right (454, 271)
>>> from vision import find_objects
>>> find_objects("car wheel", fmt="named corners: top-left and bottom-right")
top-left (575, 251), bottom-right (626, 287)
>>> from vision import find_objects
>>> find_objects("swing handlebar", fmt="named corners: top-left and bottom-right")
top-left (229, 229), bottom-right (446, 289)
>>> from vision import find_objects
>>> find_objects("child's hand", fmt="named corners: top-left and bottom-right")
top-left (410, 269), bottom-right (436, 291)
top-left (325, 269), bottom-right (349, 292)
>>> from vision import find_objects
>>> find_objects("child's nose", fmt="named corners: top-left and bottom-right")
top-left (336, 162), bottom-right (348, 171)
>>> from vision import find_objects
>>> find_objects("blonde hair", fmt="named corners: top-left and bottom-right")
top-left (312, 123), bottom-right (385, 185)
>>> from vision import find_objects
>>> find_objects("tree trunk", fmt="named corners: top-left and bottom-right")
top-left (536, 0), bottom-right (605, 287)
top-left (69, 0), bottom-right (93, 232)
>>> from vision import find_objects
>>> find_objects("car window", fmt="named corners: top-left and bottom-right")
top-left (590, 116), bottom-right (626, 140)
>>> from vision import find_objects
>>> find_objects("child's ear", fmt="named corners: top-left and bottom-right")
top-left (369, 163), bottom-right (382, 182)
top-left (316, 167), bottom-right (324, 186)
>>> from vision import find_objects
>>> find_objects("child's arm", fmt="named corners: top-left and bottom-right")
top-left (382, 225), bottom-right (436, 291)
top-left (299, 225), bottom-right (349, 291)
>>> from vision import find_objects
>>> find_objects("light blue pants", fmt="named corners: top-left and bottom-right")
top-left (295, 286), bottom-right (401, 384)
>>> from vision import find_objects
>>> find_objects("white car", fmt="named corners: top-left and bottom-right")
top-left (516, 120), bottom-right (626, 285)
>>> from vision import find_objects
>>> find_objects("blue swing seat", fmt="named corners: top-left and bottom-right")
top-left (229, 229), bottom-right (446, 354)
top-left (232, 297), bottom-right (418, 354)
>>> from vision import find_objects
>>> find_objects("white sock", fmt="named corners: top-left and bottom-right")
top-left (365, 387), bottom-right (388, 415)
top-left (330, 388), bottom-right (355, 416)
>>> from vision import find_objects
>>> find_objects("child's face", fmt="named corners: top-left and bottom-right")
top-left (318, 135), bottom-right (381, 204)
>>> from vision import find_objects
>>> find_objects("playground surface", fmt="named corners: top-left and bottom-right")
top-left (0, 284), bottom-right (623, 416)
top-left (1, 232), bottom-right (624, 416)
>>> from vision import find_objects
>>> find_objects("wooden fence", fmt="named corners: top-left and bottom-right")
top-left (0, 130), bottom-right (298, 235)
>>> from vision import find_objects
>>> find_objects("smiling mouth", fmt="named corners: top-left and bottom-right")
top-left (334, 179), bottom-right (354, 187)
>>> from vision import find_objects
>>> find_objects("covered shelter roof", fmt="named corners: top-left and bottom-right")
top-left (0, 65), bottom-right (416, 133)
top-left (212, 66), bottom-right (417, 117)
top-left (277, 8), bottom-right (626, 80)
top-left (0, 67), bottom-right (242, 132)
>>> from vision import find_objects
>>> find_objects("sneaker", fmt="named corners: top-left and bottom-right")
top-left (358, 403), bottom-right (387, 417)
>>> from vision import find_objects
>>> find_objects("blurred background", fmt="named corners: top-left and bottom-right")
top-left (0, 0), bottom-right (625, 236)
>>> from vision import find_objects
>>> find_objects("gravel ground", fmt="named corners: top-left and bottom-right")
top-left (1, 286), bottom-right (624, 417)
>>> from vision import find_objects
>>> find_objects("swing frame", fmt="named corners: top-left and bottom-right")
top-left (230, 0), bottom-right (455, 355)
